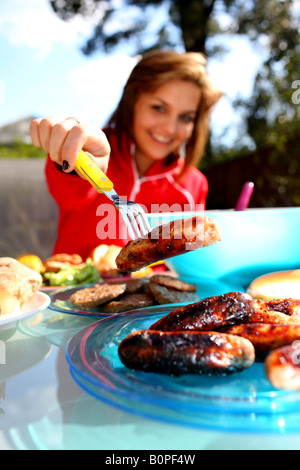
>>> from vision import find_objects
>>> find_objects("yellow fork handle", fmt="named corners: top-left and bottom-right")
top-left (75, 150), bottom-right (114, 193)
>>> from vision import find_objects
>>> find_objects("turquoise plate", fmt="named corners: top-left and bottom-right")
top-left (50, 277), bottom-right (243, 317)
top-left (66, 306), bottom-right (300, 433)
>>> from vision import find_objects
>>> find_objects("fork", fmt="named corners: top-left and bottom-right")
top-left (75, 150), bottom-right (151, 240)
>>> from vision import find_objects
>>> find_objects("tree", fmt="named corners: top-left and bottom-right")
top-left (49, 0), bottom-right (230, 55)
top-left (230, 0), bottom-right (300, 150)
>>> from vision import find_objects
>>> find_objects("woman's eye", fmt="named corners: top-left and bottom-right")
top-left (152, 105), bottom-right (165, 113)
top-left (180, 115), bottom-right (195, 124)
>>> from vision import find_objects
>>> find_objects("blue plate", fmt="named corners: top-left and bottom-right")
top-left (66, 306), bottom-right (300, 433)
top-left (49, 278), bottom-right (243, 317)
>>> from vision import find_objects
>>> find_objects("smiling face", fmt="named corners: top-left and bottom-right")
top-left (132, 79), bottom-right (202, 176)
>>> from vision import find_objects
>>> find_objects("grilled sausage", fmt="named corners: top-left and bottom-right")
top-left (149, 292), bottom-right (254, 332)
top-left (265, 343), bottom-right (300, 390)
top-left (116, 216), bottom-right (221, 273)
top-left (254, 298), bottom-right (300, 316)
top-left (118, 329), bottom-right (255, 375)
top-left (223, 323), bottom-right (300, 360)
top-left (248, 311), bottom-right (300, 325)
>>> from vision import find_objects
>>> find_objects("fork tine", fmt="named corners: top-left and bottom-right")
top-left (120, 210), bottom-right (137, 240)
top-left (127, 209), bottom-right (143, 239)
top-left (135, 212), bottom-right (150, 237)
top-left (130, 202), bottom-right (151, 236)
top-left (133, 206), bottom-right (151, 237)
top-left (115, 199), bottom-right (150, 240)
top-left (142, 213), bottom-right (151, 233)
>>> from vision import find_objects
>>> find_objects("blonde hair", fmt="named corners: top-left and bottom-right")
top-left (108, 50), bottom-right (222, 175)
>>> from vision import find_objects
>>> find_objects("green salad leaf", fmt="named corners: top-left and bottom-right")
top-left (44, 258), bottom-right (101, 286)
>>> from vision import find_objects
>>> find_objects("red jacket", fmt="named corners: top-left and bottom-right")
top-left (45, 132), bottom-right (208, 259)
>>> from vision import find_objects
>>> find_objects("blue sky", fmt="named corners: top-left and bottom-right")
top-left (0, 0), bottom-right (265, 147)
top-left (0, 0), bottom-right (138, 127)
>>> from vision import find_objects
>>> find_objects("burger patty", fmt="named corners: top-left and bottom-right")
top-left (150, 274), bottom-right (197, 292)
top-left (69, 283), bottom-right (127, 309)
top-left (68, 275), bottom-right (199, 313)
top-left (148, 282), bottom-right (200, 305)
top-left (101, 293), bottom-right (156, 313)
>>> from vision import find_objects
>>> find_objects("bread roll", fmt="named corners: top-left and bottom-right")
top-left (247, 269), bottom-right (300, 300)
top-left (0, 291), bottom-right (20, 317)
top-left (0, 257), bottom-right (42, 306)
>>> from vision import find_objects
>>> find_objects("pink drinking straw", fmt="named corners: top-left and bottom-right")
top-left (235, 182), bottom-right (255, 211)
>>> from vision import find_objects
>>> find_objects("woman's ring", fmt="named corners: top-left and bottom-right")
top-left (66, 117), bottom-right (81, 125)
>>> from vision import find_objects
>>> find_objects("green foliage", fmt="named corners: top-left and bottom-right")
top-left (229, 0), bottom-right (300, 152)
top-left (0, 141), bottom-right (47, 159)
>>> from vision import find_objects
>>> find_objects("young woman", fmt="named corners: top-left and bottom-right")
top-left (30, 50), bottom-right (222, 259)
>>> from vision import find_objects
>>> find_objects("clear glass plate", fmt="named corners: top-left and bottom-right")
top-left (66, 307), bottom-right (300, 433)
top-left (50, 277), bottom-right (243, 317)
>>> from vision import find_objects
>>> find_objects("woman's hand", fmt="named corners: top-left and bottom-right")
top-left (30, 117), bottom-right (111, 174)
